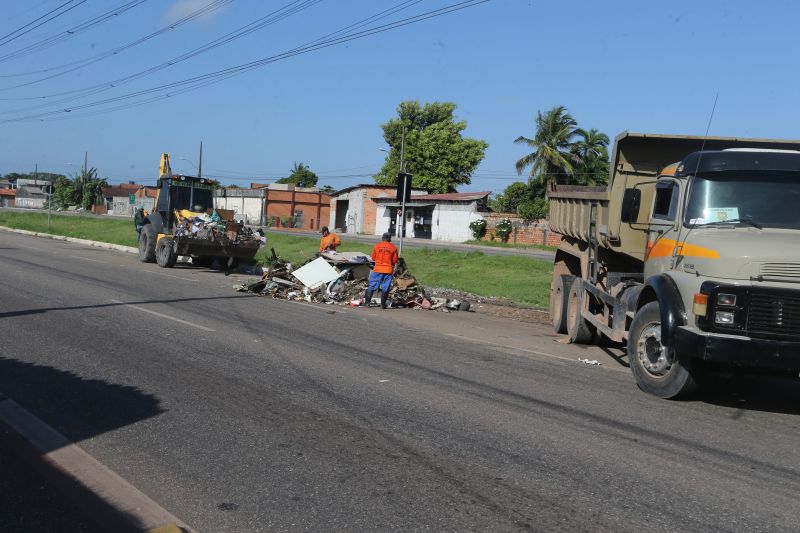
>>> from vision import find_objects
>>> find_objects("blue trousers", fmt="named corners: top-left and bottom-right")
top-left (368, 272), bottom-right (393, 293)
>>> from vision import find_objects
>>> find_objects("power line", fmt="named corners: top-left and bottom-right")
top-left (0, 0), bottom-right (321, 105)
top-left (0, 0), bottom-right (88, 49)
top-left (0, 0), bottom-right (490, 123)
top-left (0, 0), bottom-right (150, 65)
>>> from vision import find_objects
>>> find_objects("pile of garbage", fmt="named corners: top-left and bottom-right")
top-left (234, 248), bottom-right (470, 311)
top-left (173, 208), bottom-right (264, 245)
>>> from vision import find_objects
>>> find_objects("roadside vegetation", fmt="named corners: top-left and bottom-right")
top-left (463, 239), bottom-right (557, 252)
top-left (0, 211), bottom-right (552, 307)
top-left (0, 211), bottom-right (137, 246)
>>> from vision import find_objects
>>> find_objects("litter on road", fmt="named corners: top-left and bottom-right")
top-left (234, 247), bottom-right (472, 312)
top-left (578, 358), bottom-right (601, 366)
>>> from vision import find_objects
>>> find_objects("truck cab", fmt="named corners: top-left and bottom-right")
top-left (549, 133), bottom-right (800, 398)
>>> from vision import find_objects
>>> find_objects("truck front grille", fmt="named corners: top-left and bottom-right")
top-left (759, 262), bottom-right (800, 281)
top-left (747, 291), bottom-right (800, 338)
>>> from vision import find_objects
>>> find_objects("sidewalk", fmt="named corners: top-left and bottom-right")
top-left (264, 228), bottom-right (556, 260)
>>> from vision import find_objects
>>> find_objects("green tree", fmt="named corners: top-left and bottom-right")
top-left (374, 101), bottom-right (488, 193)
top-left (52, 168), bottom-right (107, 210)
top-left (319, 184), bottom-right (336, 195)
top-left (489, 181), bottom-right (549, 221)
top-left (514, 105), bottom-right (579, 186)
top-left (570, 128), bottom-right (610, 185)
top-left (276, 162), bottom-right (318, 188)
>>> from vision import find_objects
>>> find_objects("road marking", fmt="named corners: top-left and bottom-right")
top-left (110, 299), bottom-right (215, 331)
top-left (70, 254), bottom-right (108, 264)
top-left (139, 269), bottom-right (198, 282)
top-left (444, 333), bottom-right (627, 372)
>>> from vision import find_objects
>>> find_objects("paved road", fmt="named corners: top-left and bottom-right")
top-left (1, 230), bottom-right (799, 532)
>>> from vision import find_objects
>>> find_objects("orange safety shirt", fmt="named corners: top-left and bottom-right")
top-left (319, 232), bottom-right (341, 252)
top-left (371, 241), bottom-right (399, 274)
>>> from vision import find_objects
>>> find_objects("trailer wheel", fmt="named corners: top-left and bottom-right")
top-left (566, 278), bottom-right (595, 344)
top-left (550, 274), bottom-right (575, 334)
top-left (155, 236), bottom-right (177, 268)
top-left (138, 225), bottom-right (156, 263)
top-left (628, 301), bottom-right (697, 399)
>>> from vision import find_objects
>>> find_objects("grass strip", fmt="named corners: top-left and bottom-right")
top-left (0, 211), bottom-right (553, 307)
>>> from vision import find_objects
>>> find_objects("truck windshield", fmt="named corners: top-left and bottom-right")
top-left (684, 171), bottom-right (800, 229)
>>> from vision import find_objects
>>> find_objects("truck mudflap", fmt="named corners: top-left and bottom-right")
top-left (675, 326), bottom-right (800, 372)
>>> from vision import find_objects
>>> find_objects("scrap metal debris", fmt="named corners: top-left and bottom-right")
top-left (233, 248), bottom-right (471, 312)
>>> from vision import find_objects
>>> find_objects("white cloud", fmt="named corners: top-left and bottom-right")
top-left (162, 0), bottom-right (227, 24)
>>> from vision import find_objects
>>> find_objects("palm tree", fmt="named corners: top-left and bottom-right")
top-left (571, 128), bottom-right (610, 186)
top-left (514, 105), bottom-right (579, 186)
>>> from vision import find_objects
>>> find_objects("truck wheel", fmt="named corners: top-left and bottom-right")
top-left (566, 277), bottom-right (595, 344)
top-left (550, 274), bottom-right (575, 334)
top-left (138, 225), bottom-right (156, 263)
top-left (155, 236), bottom-right (177, 268)
top-left (628, 301), bottom-right (697, 399)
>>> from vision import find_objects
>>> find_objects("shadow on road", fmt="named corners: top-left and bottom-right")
top-left (692, 373), bottom-right (800, 416)
top-left (0, 294), bottom-right (252, 319)
top-left (0, 357), bottom-right (164, 450)
top-left (0, 357), bottom-right (165, 531)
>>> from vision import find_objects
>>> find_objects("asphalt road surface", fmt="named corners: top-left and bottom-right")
top-left (1, 230), bottom-right (799, 532)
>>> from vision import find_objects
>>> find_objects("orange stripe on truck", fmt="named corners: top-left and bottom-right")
top-left (645, 238), bottom-right (720, 260)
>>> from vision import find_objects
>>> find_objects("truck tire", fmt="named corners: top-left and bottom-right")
top-left (628, 301), bottom-right (697, 399)
top-left (550, 274), bottom-right (575, 334)
top-left (155, 236), bottom-right (177, 268)
top-left (138, 225), bottom-right (156, 263)
top-left (566, 277), bottom-right (595, 344)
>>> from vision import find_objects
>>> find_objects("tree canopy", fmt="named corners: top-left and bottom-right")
top-left (374, 101), bottom-right (488, 193)
top-left (276, 162), bottom-right (318, 188)
top-left (52, 168), bottom-right (107, 210)
top-left (501, 106), bottom-right (610, 220)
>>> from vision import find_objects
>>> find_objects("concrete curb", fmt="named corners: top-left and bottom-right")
top-left (0, 393), bottom-right (194, 533)
top-left (0, 225), bottom-right (138, 254)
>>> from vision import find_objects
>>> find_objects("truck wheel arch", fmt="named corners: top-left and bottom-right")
top-left (636, 275), bottom-right (686, 347)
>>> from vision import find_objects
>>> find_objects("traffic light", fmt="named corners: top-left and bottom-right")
top-left (396, 172), bottom-right (412, 203)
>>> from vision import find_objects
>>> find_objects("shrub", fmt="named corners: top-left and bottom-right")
top-left (280, 216), bottom-right (293, 228)
top-left (495, 217), bottom-right (513, 243)
top-left (468, 218), bottom-right (487, 240)
top-left (517, 198), bottom-right (549, 222)
top-left (265, 216), bottom-right (277, 227)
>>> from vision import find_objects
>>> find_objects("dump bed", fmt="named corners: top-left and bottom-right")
top-left (549, 132), bottom-right (800, 262)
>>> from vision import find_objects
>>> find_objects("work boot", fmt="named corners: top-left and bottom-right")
top-left (380, 292), bottom-right (388, 309)
top-left (362, 289), bottom-right (373, 307)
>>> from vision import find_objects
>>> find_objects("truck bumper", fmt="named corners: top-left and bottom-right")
top-left (676, 326), bottom-right (800, 372)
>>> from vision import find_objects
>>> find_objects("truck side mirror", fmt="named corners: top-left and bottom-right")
top-left (621, 188), bottom-right (641, 223)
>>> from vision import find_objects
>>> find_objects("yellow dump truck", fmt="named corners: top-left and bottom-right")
top-left (549, 132), bottom-right (800, 398)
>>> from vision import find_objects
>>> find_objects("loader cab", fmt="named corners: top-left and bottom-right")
top-left (153, 174), bottom-right (216, 229)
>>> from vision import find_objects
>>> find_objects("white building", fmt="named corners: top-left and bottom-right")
top-left (373, 191), bottom-right (490, 242)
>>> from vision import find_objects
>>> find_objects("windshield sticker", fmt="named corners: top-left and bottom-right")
top-left (704, 207), bottom-right (739, 223)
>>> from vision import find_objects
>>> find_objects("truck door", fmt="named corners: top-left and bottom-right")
top-left (644, 179), bottom-right (682, 278)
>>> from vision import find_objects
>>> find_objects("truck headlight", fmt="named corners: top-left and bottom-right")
top-left (715, 311), bottom-right (736, 325)
top-left (717, 293), bottom-right (737, 306)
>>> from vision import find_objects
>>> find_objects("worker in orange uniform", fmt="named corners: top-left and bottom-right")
top-left (363, 232), bottom-right (399, 309)
top-left (319, 226), bottom-right (341, 252)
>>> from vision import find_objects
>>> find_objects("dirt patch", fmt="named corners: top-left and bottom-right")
top-left (425, 287), bottom-right (550, 325)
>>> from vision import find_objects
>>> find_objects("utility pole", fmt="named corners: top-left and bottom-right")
top-left (198, 141), bottom-right (203, 180)
top-left (398, 126), bottom-right (407, 256)
top-left (82, 151), bottom-right (88, 210)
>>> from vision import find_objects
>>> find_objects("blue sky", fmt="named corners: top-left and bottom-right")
top-left (0, 0), bottom-right (798, 194)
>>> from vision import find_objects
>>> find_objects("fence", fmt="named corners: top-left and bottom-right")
top-left (479, 213), bottom-right (562, 246)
